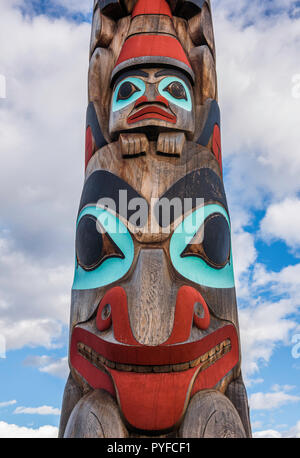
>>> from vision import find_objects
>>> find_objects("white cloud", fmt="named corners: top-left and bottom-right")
top-left (0, 421), bottom-right (58, 438)
top-left (23, 355), bottom-right (69, 379)
top-left (253, 429), bottom-right (283, 438)
top-left (260, 198), bottom-right (300, 250)
top-left (0, 0), bottom-right (89, 350)
top-left (249, 388), bottom-right (300, 411)
top-left (14, 405), bottom-right (61, 415)
top-left (253, 419), bottom-right (300, 438)
top-left (39, 356), bottom-right (69, 379)
top-left (0, 400), bottom-right (17, 408)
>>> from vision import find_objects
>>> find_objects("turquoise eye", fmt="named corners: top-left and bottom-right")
top-left (72, 206), bottom-right (134, 290)
top-left (112, 77), bottom-right (146, 112)
top-left (158, 77), bottom-right (192, 111)
top-left (169, 205), bottom-right (235, 289)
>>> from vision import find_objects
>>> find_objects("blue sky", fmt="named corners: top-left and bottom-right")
top-left (0, 0), bottom-right (300, 438)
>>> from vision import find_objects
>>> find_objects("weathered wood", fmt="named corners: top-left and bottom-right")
top-left (157, 132), bottom-right (186, 156)
top-left (188, 3), bottom-right (215, 58)
top-left (179, 390), bottom-right (246, 438)
top-left (225, 375), bottom-right (252, 438)
top-left (90, 7), bottom-right (116, 57)
top-left (58, 373), bottom-right (82, 438)
top-left (119, 133), bottom-right (149, 157)
top-left (60, 0), bottom-right (251, 438)
top-left (64, 389), bottom-right (129, 438)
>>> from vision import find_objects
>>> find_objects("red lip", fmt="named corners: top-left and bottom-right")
top-left (127, 106), bottom-right (177, 124)
top-left (70, 325), bottom-right (239, 432)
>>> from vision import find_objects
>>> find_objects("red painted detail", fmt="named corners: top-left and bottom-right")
top-left (191, 327), bottom-right (240, 395)
top-left (96, 300), bottom-right (112, 332)
top-left (193, 294), bottom-right (210, 331)
top-left (134, 95), bottom-right (149, 107)
top-left (132, 0), bottom-right (172, 18)
top-left (134, 96), bottom-right (169, 109)
top-left (85, 126), bottom-right (93, 170)
top-left (212, 124), bottom-right (222, 173)
top-left (164, 286), bottom-right (201, 345)
top-left (128, 106), bottom-right (176, 124)
top-left (100, 287), bottom-right (137, 345)
top-left (115, 35), bottom-right (192, 72)
top-left (71, 324), bottom-right (238, 369)
top-left (71, 349), bottom-right (116, 398)
top-left (155, 95), bottom-right (169, 107)
top-left (70, 324), bottom-right (239, 431)
top-left (109, 368), bottom-right (198, 431)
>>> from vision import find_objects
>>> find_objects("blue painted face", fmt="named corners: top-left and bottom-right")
top-left (112, 75), bottom-right (192, 113)
top-left (73, 202), bottom-right (234, 291)
top-left (112, 77), bottom-right (146, 112)
top-left (73, 206), bottom-right (134, 290)
top-left (158, 76), bottom-right (192, 111)
top-left (109, 69), bottom-right (195, 137)
top-left (169, 204), bottom-right (235, 289)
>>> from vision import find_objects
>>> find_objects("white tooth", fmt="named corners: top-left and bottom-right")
top-left (153, 365), bottom-right (172, 373)
top-left (190, 357), bottom-right (201, 368)
top-left (201, 352), bottom-right (209, 362)
top-left (209, 348), bottom-right (216, 357)
top-left (116, 363), bottom-right (132, 372)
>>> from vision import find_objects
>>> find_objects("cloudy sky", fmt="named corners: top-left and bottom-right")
top-left (0, 0), bottom-right (299, 438)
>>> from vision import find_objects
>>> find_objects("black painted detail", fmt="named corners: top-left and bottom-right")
top-left (97, 0), bottom-right (126, 19)
top-left (155, 168), bottom-right (228, 227)
top-left (76, 214), bottom-right (124, 271)
top-left (78, 170), bottom-right (148, 228)
top-left (176, 0), bottom-right (206, 20)
top-left (197, 100), bottom-right (220, 147)
top-left (76, 215), bottom-right (103, 270)
top-left (203, 213), bottom-right (231, 268)
top-left (86, 102), bottom-right (107, 151)
top-left (181, 213), bottom-right (231, 269)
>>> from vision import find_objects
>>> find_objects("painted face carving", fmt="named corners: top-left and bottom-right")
top-left (69, 166), bottom-right (240, 432)
top-left (109, 68), bottom-right (195, 138)
top-left (60, 0), bottom-right (251, 440)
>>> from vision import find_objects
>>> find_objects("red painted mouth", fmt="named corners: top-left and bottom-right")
top-left (70, 324), bottom-right (239, 432)
top-left (69, 287), bottom-right (240, 432)
top-left (127, 105), bottom-right (177, 124)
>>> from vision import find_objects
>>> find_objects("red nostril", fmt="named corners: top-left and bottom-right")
top-left (96, 301), bottom-right (112, 331)
top-left (193, 296), bottom-right (210, 330)
top-left (155, 95), bottom-right (169, 107)
top-left (134, 95), bottom-right (148, 108)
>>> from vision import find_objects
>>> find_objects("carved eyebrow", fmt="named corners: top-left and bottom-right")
top-left (154, 69), bottom-right (191, 87)
top-left (155, 169), bottom-right (228, 227)
top-left (114, 70), bottom-right (149, 87)
top-left (78, 170), bottom-right (148, 227)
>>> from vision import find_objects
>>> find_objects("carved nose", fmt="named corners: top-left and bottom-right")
top-left (125, 249), bottom-right (177, 346)
top-left (134, 95), bottom-right (169, 108)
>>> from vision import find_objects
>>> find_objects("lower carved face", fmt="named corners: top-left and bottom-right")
top-left (70, 166), bottom-right (240, 433)
top-left (109, 68), bottom-right (195, 138)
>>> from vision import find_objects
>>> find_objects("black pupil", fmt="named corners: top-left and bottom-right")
top-left (166, 81), bottom-right (186, 99)
top-left (76, 215), bottom-right (103, 270)
top-left (118, 81), bottom-right (136, 100)
top-left (203, 214), bottom-right (230, 268)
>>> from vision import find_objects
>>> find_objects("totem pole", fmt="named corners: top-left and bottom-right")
top-left (59, 0), bottom-right (252, 438)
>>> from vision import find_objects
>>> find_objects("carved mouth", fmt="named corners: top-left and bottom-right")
top-left (77, 338), bottom-right (231, 374)
top-left (127, 105), bottom-right (177, 124)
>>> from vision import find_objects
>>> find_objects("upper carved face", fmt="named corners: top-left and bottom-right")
top-left (109, 68), bottom-right (195, 138)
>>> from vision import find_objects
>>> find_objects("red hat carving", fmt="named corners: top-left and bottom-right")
top-left (111, 0), bottom-right (195, 83)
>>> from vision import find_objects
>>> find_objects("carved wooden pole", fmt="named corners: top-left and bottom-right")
top-left (59, 0), bottom-right (252, 438)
